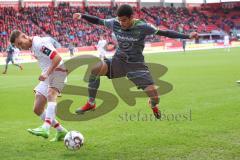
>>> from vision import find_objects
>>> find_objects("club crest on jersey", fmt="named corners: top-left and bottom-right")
top-left (41, 46), bottom-right (52, 56)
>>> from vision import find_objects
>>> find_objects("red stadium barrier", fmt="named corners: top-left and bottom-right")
top-left (23, 1), bottom-right (53, 7)
top-left (0, 1), bottom-right (19, 9)
top-left (87, 1), bottom-right (111, 6)
top-left (150, 42), bottom-right (164, 47)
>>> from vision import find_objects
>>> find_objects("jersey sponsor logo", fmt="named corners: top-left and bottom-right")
top-left (41, 46), bottom-right (52, 56)
top-left (115, 34), bottom-right (139, 42)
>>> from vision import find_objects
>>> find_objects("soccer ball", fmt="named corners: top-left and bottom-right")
top-left (64, 131), bottom-right (84, 150)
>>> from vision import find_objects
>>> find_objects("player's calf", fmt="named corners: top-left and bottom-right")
top-left (148, 98), bottom-right (161, 119)
top-left (144, 85), bottom-right (161, 119)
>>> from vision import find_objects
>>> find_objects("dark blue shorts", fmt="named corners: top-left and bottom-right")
top-left (6, 57), bottom-right (14, 64)
top-left (104, 57), bottom-right (154, 90)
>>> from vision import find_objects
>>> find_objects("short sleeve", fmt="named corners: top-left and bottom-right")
top-left (40, 41), bottom-right (57, 60)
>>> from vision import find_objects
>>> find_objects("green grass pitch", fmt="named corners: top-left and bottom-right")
top-left (0, 48), bottom-right (240, 160)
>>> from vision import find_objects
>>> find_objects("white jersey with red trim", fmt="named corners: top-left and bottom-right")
top-left (97, 39), bottom-right (107, 57)
top-left (31, 36), bottom-right (63, 73)
top-left (224, 35), bottom-right (229, 45)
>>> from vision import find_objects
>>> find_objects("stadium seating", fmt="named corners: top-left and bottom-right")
top-left (0, 3), bottom-right (240, 51)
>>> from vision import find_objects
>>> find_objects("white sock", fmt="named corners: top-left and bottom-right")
top-left (40, 110), bottom-right (64, 132)
top-left (40, 111), bottom-right (46, 121)
top-left (42, 102), bottom-right (56, 130)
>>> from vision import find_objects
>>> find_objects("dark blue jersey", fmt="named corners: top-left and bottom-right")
top-left (103, 19), bottom-right (157, 62)
top-left (81, 14), bottom-right (190, 62)
top-left (6, 45), bottom-right (15, 58)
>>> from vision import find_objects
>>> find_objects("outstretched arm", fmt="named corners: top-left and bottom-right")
top-left (144, 23), bottom-right (198, 39)
top-left (73, 13), bottom-right (104, 25)
top-left (156, 30), bottom-right (198, 39)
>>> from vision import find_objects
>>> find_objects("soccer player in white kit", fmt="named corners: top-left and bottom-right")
top-left (224, 34), bottom-right (230, 52)
top-left (97, 36), bottom-right (108, 60)
top-left (10, 30), bottom-right (68, 141)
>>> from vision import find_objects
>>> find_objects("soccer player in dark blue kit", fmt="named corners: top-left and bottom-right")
top-left (2, 44), bottom-right (23, 74)
top-left (182, 39), bottom-right (186, 52)
top-left (73, 4), bottom-right (198, 119)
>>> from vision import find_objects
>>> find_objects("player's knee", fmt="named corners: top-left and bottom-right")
top-left (91, 62), bottom-right (107, 76)
top-left (47, 95), bottom-right (56, 102)
top-left (144, 84), bottom-right (156, 92)
top-left (47, 88), bottom-right (58, 101)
